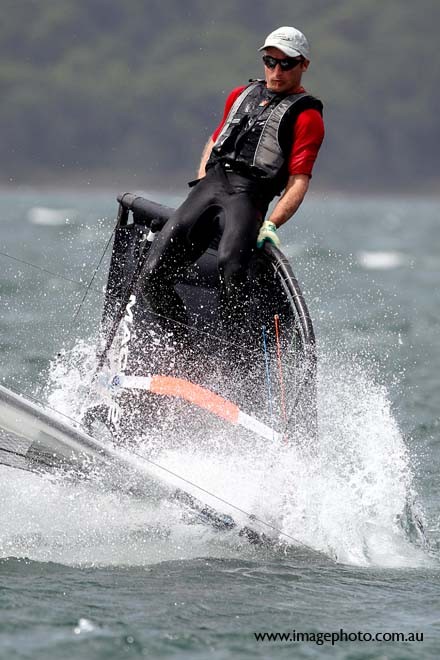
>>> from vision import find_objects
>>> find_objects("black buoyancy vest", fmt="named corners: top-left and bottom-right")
top-left (207, 80), bottom-right (323, 196)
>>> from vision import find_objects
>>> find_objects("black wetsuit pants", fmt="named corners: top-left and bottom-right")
top-left (142, 164), bottom-right (267, 335)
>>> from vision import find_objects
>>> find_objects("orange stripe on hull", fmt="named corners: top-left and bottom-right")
top-left (150, 375), bottom-right (239, 424)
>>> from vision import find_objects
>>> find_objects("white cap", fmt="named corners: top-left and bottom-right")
top-left (259, 26), bottom-right (310, 61)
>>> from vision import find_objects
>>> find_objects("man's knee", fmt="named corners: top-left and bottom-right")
top-left (217, 246), bottom-right (252, 282)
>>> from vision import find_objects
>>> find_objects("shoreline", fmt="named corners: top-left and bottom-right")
top-left (0, 172), bottom-right (439, 200)
top-left (1, 184), bottom-right (438, 202)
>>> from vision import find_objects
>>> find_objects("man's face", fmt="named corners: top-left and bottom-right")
top-left (263, 47), bottom-right (309, 94)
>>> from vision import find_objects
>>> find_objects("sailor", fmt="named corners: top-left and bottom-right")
top-left (144, 26), bottom-right (324, 334)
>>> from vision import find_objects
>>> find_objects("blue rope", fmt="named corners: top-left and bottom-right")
top-left (262, 325), bottom-right (274, 434)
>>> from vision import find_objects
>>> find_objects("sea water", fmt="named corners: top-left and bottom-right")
top-left (0, 189), bottom-right (439, 658)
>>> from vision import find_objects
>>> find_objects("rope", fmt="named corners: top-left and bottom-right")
top-left (71, 227), bottom-right (115, 325)
top-left (0, 250), bottom-right (91, 289)
top-left (262, 325), bottom-right (274, 437)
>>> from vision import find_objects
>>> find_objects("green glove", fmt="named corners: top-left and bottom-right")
top-left (257, 220), bottom-right (280, 249)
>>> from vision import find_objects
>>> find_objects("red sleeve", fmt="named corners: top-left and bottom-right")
top-left (212, 86), bottom-right (246, 142)
top-left (288, 109), bottom-right (325, 178)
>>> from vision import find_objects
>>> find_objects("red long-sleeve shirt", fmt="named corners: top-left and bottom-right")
top-left (212, 85), bottom-right (325, 178)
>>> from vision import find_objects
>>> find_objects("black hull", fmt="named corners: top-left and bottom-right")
top-left (95, 193), bottom-right (317, 442)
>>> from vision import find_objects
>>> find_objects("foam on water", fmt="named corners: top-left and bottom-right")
top-left (0, 339), bottom-right (430, 568)
top-left (0, 465), bottom-right (228, 566)
top-left (356, 250), bottom-right (407, 270)
top-left (27, 206), bottom-right (77, 226)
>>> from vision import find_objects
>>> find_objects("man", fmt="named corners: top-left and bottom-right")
top-left (144, 26), bottom-right (324, 334)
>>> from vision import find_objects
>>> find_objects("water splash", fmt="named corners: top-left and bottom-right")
top-left (280, 354), bottom-right (428, 566)
top-left (0, 339), bottom-right (430, 568)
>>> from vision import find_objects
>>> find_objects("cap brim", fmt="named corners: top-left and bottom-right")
top-left (258, 43), bottom-right (302, 58)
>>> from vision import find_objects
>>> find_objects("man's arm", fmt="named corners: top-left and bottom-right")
top-left (197, 138), bottom-right (215, 179)
top-left (268, 174), bottom-right (310, 227)
top-left (267, 107), bottom-right (324, 227)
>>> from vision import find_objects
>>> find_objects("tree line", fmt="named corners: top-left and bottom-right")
top-left (1, 0), bottom-right (438, 191)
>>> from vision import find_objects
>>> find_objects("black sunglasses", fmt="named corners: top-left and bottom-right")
top-left (262, 55), bottom-right (304, 71)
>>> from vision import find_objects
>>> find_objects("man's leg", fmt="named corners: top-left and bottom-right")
top-left (142, 179), bottom-right (218, 324)
top-left (217, 193), bottom-right (263, 339)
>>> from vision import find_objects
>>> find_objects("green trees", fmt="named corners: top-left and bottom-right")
top-left (1, 0), bottom-right (438, 190)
